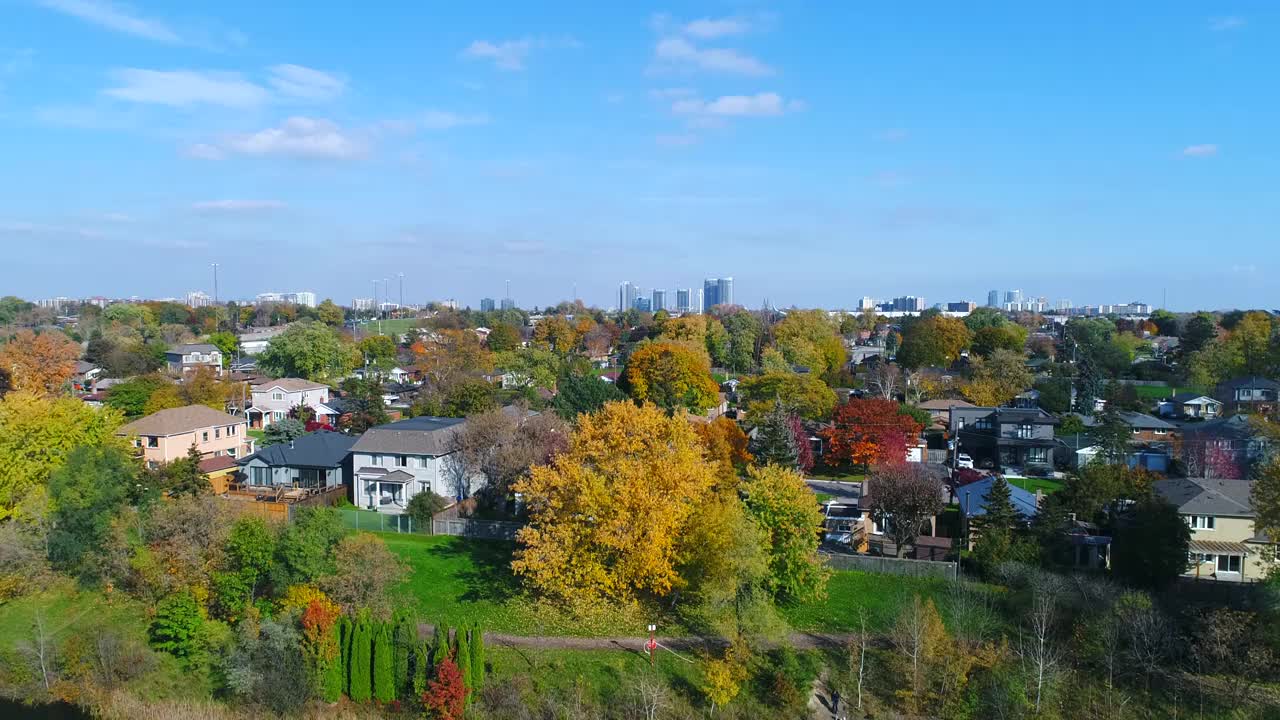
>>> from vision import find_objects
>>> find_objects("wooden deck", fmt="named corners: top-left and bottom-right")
top-left (218, 483), bottom-right (348, 522)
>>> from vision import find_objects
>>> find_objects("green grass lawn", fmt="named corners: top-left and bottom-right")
top-left (357, 318), bottom-right (420, 335)
top-left (247, 429), bottom-right (266, 443)
top-left (780, 570), bottom-right (957, 633)
top-left (1007, 477), bottom-right (1065, 494)
top-left (0, 579), bottom-right (207, 700)
top-left (378, 533), bottom-right (665, 637)
top-left (1132, 384), bottom-right (1209, 400)
top-left (807, 468), bottom-right (866, 482)
top-left (487, 646), bottom-right (704, 702)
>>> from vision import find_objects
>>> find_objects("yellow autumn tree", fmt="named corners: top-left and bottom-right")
top-left (0, 329), bottom-right (80, 397)
top-left (511, 401), bottom-right (716, 610)
top-left (701, 638), bottom-right (752, 713)
top-left (620, 341), bottom-right (720, 413)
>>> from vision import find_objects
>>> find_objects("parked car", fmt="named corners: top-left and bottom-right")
top-left (955, 453), bottom-right (974, 469)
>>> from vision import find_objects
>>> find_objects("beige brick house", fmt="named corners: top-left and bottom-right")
top-left (1154, 477), bottom-right (1276, 582)
top-left (118, 405), bottom-right (253, 467)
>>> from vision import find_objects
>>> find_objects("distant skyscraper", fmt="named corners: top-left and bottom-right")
top-left (618, 281), bottom-right (640, 312)
top-left (500, 298), bottom-right (516, 311)
top-left (651, 289), bottom-right (667, 312)
top-left (987, 290), bottom-right (1000, 308)
top-left (634, 297), bottom-right (652, 312)
top-left (947, 301), bottom-right (977, 312)
top-left (480, 298), bottom-right (496, 312)
top-left (291, 291), bottom-right (317, 308)
top-left (857, 296), bottom-right (876, 311)
top-left (702, 277), bottom-right (733, 312)
top-left (676, 288), bottom-right (692, 313)
top-left (1004, 289), bottom-right (1023, 304)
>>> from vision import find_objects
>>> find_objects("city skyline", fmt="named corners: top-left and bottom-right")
top-left (1, 3), bottom-right (1276, 309)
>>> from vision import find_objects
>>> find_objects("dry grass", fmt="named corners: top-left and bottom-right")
top-left (94, 689), bottom-right (387, 720)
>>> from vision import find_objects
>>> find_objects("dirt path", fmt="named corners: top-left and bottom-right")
top-left (418, 624), bottom-right (855, 652)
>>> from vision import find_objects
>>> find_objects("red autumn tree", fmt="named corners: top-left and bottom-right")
top-left (422, 658), bottom-right (467, 720)
top-left (821, 398), bottom-right (923, 469)
top-left (789, 415), bottom-right (814, 473)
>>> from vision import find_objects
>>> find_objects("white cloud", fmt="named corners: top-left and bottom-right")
top-left (184, 143), bottom-right (225, 160)
top-left (462, 39), bottom-right (534, 71)
top-left (672, 92), bottom-right (800, 117)
top-left (198, 117), bottom-right (365, 160)
top-left (268, 64), bottom-right (346, 101)
top-left (652, 36), bottom-right (773, 76)
top-left (103, 69), bottom-right (269, 107)
top-left (461, 36), bottom-right (580, 71)
top-left (192, 200), bottom-right (286, 212)
top-left (1182, 144), bottom-right (1218, 157)
top-left (38, 0), bottom-right (180, 44)
top-left (683, 17), bottom-right (751, 39)
top-left (420, 110), bottom-right (489, 130)
top-left (1209, 16), bottom-right (1245, 31)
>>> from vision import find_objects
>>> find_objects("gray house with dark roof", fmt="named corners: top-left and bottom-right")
top-left (1153, 477), bottom-right (1275, 582)
top-left (237, 431), bottom-right (357, 491)
top-left (1215, 376), bottom-right (1280, 416)
top-left (349, 416), bottom-right (471, 513)
top-left (165, 343), bottom-right (224, 375)
top-left (949, 406), bottom-right (1058, 471)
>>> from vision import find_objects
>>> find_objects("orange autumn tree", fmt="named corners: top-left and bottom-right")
top-left (695, 416), bottom-right (753, 493)
top-left (0, 329), bottom-right (79, 397)
top-left (511, 401), bottom-right (716, 610)
top-left (822, 398), bottom-right (923, 469)
top-left (619, 341), bottom-right (720, 413)
top-left (410, 329), bottom-right (493, 390)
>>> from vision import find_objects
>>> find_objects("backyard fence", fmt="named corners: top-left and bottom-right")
top-left (820, 551), bottom-right (958, 580)
top-left (340, 508), bottom-right (425, 534)
top-left (432, 518), bottom-right (524, 540)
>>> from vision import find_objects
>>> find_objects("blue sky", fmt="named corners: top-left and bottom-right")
top-left (0, 1), bottom-right (1275, 310)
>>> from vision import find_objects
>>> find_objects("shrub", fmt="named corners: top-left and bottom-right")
top-left (149, 591), bottom-right (204, 662)
top-left (422, 658), bottom-right (467, 720)
top-left (373, 622), bottom-right (395, 702)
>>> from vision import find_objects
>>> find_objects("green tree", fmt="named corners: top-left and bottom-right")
top-left (317, 299), bottom-right (345, 327)
top-left (722, 311), bottom-right (762, 372)
top-left (1179, 313), bottom-right (1217, 356)
top-left (772, 309), bottom-right (847, 379)
top-left (741, 464), bottom-right (829, 603)
top-left (0, 392), bottom-right (127, 520)
top-left (620, 341), bottom-right (720, 413)
top-left (963, 307), bottom-right (1008, 332)
top-left (149, 591), bottom-right (205, 662)
top-left (1110, 497), bottom-right (1191, 589)
top-left (406, 491), bottom-right (449, 530)
top-left (898, 315), bottom-right (972, 369)
top-left (277, 506), bottom-right (345, 585)
top-left (432, 624), bottom-right (449, 668)
top-left (338, 615), bottom-right (353, 697)
top-left (207, 331), bottom-right (238, 366)
top-left (258, 321), bottom-right (360, 381)
top-left (104, 375), bottom-right (163, 417)
top-left (968, 476), bottom-right (1021, 575)
top-left (349, 617), bottom-right (373, 702)
top-left (454, 626), bottom-right (472, 696)
top-left (373, 622), bottom-right (395, 702)
top-left (469, 626), bottom-right (485, 694)
top-left (262, 417), bottom-right (307, 447)
top-left (749, 401), bottom-right (800, 469)
top-left (970, 324), bottom-right (1028, 357)
top-left (485, 323), bottom-right (522, 352)
top-left (552, 368), bottom-right (625, 420)
top-left (163, 444), bottom-right (212, 497)
top-left (1149, 309), bottom-right (1179, 336)
top-left (47, 445), bottom-right (136, 579)
top-left (442, 378), bottom-right (497, 417)
top-left (1034, 377), bottom-right (1072, 414)
top-left (393, 611), bottom-right (415, 699)
top-left (357, 334), bottom-right (398, 369)
top-left (738, 372), bottom-right (837, 421)
top-left (1253, 458), bottom-right (1280, 549)
top-left (214, 517), bottom-right (277, 619)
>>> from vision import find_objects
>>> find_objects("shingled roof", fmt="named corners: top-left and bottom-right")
top-left (119, 405), bottom-right (243, 437)
top-left (350, 416), bottom-right (465, 456)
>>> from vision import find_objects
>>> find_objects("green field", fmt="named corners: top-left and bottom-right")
top-left (806, 468), bottom-right (866, 483)
top-left (379, 531), bottom-right (963, 640)
top-left (1007, 477), bottom-right (1065, 494)
top-left (357, 318), bottom-right (420, 335)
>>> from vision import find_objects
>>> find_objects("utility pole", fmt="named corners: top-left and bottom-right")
top-left (398, 272), bottom-right (404, 312)
top-left (211, 262), bottom-right (219, 303)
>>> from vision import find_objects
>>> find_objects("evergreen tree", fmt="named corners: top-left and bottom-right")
top-left (432, 624), bottom-right (449, 669)
top-left (454, 627), bottom-right (472, 698)
top-left (165, 443), bottom-right (212, 497)
top-left (412, 640), bottom-right (431, 698)
top-left (749, 401), bottom-right (799, 469)
top-left (349, 616), bottom-right (373, 702)
top-left (338, 616), bottom-right (352, 697)
top-left (469, 625), bottom-right (485, 693)
top-left (393, 611), bottom-right (414, 698)
top-left (373, 622), bottom-right (395, 702)
top-left (969, 475), bottom-right (1021, 575)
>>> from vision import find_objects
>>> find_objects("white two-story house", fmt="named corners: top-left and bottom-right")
top-left (245, 378), bottom-right (338, 429)
top-left (349, 416), bottom-right (480, 513)
top-left (165, 344), bottom-right (224, 375)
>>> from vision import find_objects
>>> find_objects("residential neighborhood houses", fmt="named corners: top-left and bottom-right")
top-left (3, 289), bottom-right (1280, 720)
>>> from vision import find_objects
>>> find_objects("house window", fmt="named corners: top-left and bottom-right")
top-left (1154, 428), bottom-right (1167, 435)
top-left (372, 454), bottom-right (383, 466)
top-left (272, 392), bottom-right (284, 401)
top-left (230, 425), bottom-right (238, 435)
top-left (1216, 555), bottom-right (1241, 573)
top-left (215, 427), bottom-right (221, 439)
top-left (252, 466), bottom-right (271, 485)
top-left (396, 456), bottom-right (408, 467)
top-left (1017, 423), bottom-right (1033, 439)
top-left (1027, 447), bottom-right (1049, 464)
top-left (227, 447), bottom-right (236, 457)
top-left (147, 436), bottom-right (158, 448)
top-left (1186, 515), bottom-right (1215, 530)
top-left (273, 411), bottom-right (284, 421)
top-left (202, 431), bottom-right (209, 442)
top-left (1131, 427), bottom-right (1141, 435)
top-left (975, 417), bottom-right (993, 430)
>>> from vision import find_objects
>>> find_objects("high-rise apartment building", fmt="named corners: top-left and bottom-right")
top-left (617, 282), bottom-right (639, 312)
top-left (947, 301), bottom-right (976, 312)
top-left (702, 277), bottom-right (734, 312)
top-left (987, 290), bottom-right (1000, 308)
top-left (480, 298), bottom-right (496, 312)
top-left (1004, 289), bottom-right (1023, 305)
top-left (651, 289), bottom-right (667, 312)
top-left (676, 288), bottom-right (692, 313)
top-left (500, 298), bottom-right (516, 311)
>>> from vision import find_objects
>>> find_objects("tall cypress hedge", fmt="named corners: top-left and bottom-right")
top-left (373, 622), bottom-right (395, 703)
top-left (412, 640), bottom-right (430, 698)
top-left (349, 617), bottom-right (373, 703)
top-left (320, 618), bottom-right (344, 702)
top-left (455, 627), bottom-right (472, 694)
top-left (469, 625), bottom-right (485, 693)
top-left (338, 616), bottom-right (353, 697)
top-left (431, 624), bottom-right (449, 668)
top-left (393, 611), bottom-right (414, 697)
